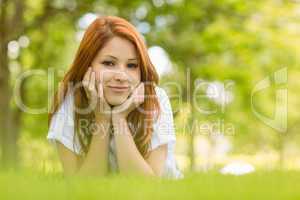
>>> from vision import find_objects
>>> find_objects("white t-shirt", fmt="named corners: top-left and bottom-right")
top-left (47, 86), bottom-right (184, 179)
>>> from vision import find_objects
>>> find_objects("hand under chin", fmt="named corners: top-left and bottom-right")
top-left (107, 94), bottom-right (130, 106)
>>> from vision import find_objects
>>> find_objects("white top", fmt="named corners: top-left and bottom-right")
top-left (47, 86), bottom-right (184, 179)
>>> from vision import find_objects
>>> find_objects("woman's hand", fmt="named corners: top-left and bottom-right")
top-left (111, 82), bottom-right (145, 121)
top-left (82, 67), bottom-right (112, 123)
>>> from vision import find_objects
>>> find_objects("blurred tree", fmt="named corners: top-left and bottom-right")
top-left (141, 0), bottom-right (300, 170)
top-left (0, 0), bottom-right (98, 169)
top-left (142, 0), bottom-right (260, 170)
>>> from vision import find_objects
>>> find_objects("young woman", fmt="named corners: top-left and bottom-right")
top-left (47, 16), bottom-right (183, 179)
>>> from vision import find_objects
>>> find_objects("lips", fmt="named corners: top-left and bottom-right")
top-left (108, 85), bottom-right (129, 92)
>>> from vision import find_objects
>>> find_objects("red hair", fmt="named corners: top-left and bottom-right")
top-left (48, 16), bottom-right (160, 158)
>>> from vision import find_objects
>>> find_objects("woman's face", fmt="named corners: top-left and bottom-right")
top-left (91, 36), bottom-right (141, 106)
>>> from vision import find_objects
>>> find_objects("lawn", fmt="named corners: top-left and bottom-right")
top-left (0, 170), bottom-right (299, 200)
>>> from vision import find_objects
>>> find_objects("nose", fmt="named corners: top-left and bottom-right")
top-left (113, 70), bottom-right (128, 82)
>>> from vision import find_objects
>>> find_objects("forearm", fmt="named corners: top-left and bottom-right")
top-left (77, 121), bottom-right (110, 177)
top-left (112, 117), bottom-right (155, 177)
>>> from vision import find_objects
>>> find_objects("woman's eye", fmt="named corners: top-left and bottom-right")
top-left (128, 63), bottom-right (138, 68)
top-left (102, 61), bottom-right (114, 66)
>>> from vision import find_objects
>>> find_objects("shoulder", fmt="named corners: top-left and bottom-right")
top-left (49, 89), bottom-right (75, 132)
top-left (47, 89), bottom-right (82, 155)
top-left (57, 90), bottom-right (74, 114)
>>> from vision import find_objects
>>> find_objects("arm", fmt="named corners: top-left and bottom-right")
top-left (55, 67), bottom-right (113, 177)
top-left (112, 116), bottom-right (167, 177)
top-left (57, 121), bottom-right (110, 177)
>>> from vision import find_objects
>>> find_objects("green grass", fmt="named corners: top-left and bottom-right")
top-left (0, 170), bottom-right (299, 200)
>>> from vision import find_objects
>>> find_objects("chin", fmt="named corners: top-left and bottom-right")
top-left (106, 96), bottom-right (128, 106)
top-left (104, 89), bottom-right (131, 106)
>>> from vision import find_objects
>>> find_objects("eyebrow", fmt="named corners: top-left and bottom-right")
top-left (104, 55), bottom-right (137, 61)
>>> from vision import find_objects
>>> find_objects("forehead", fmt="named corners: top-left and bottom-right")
top-left (99, 36), bottom-right (138, 60)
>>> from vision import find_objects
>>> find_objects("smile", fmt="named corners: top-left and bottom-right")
top-left (108, 85), bottom-right (130, 92)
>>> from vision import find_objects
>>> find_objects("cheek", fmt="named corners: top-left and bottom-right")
top-left (130, 70), bottom-right (141, 85)
top-left (94, 68), bottom-right (112, 83)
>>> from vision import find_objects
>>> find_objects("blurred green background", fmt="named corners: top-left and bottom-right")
top-left (0, 0), bottom-right (300, 195)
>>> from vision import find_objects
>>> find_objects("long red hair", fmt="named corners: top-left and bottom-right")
top-left (48, 16), bottom-right (160, 158)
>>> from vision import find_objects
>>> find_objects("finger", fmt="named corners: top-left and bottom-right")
top-left (90, 71), bottom-right (95, 87)
top-left (136, 87), bottom-right (145, 106)
top-left (83, 67), bottom-right (92, 89)
top-left (139, 82), bottom-right (144, 94)
top-left (122, 83), bottom-right (142, 108)
top-left (97, 82), bottom-right (103, 99)
top-left (125, 92), bottom-right (138, 110)
top-left (97, 83), bottom-right (111, 113)
top-left (89, 71), bottom-right (97, 97)
top-left (88, 71), bottom-right (95, 90)
top-left (134, 83), bottom-right (144, 103)
top-left (95, 71), bottom-right (99, 91)
top-left (83, 67), bottom-right (92, 82)
top-left (134, 82), bottom-right (144, 94)
top-left (88, 67), bottom-right (93, 85)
